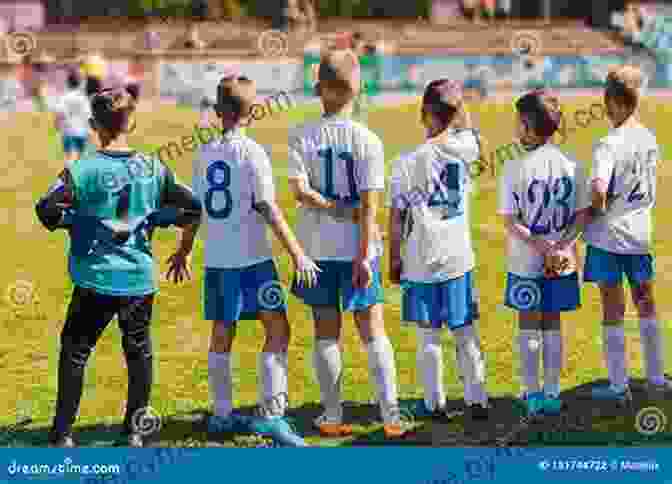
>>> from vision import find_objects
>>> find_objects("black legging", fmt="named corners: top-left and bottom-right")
top-left (50, 286), bottom-right (154, 438)
top-left (85, 76), bottom-right (102, 97)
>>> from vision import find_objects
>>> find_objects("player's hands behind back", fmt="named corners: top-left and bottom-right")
top-left (293, 253), bottom-right (321, 288)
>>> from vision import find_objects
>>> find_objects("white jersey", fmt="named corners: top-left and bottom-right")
top-left (287, 114), bottom-right (385, 261)
top-left (583, 120), bottom-right (658, 254)
top-left (192, 129), bottom-right (275, 269)
top-left (387, 129), bottom-right (481, 282)
top-left (53, 89), bottom-right (91, 137)
top-left (498, 143), bottom-right (589, 277)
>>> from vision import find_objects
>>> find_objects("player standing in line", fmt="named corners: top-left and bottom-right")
top-left (388, 80), bottom-right (489, 420)
top-left (287, 50), bottom-right (404, 438)
top-left (50, 71), bottom-right (91, 167)
top-left (35, 87), bottom-right (203, 447)
top-left (166, 75), bottom-right (320, 446)
top-left (498, 89), bottom-right (590, 416)
top-left (582, 66), bottom-right (670, 401)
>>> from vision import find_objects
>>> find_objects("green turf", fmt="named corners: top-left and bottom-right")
top-left (1, 97), bottom-right (671, 447)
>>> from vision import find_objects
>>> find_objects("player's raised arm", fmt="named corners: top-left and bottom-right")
top-left (35, 168), bottom-right (75, 232)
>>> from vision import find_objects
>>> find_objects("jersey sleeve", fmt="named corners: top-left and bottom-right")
top-left (249, 144), bottom-right (276, 205)
top-left (287, 134), bottom-right (308, 181)
top-left (497, 162), bottom-right (518, 216)
top-left (356, 134), bottom-right (385, 192)
top-left (591, 141), bottom-right (616, 185)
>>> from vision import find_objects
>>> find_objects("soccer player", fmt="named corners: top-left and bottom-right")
top-left (388, 80), bottom-right (489, 420)
top-left (35, 86), bottom-right (203, 447)
top-left (287, 49), bottom-right (403, 438)
top-left (166, 74), bottom-right (320, 446)
top-left (583, 66), bottom-right (670, 401)
top-left (51, 71), bottom-right (91, 166)
top-left (498, 89), bottom-right (589, 415)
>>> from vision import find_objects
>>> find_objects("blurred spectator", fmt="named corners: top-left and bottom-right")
top-left (183, 24), bottom-right (206, 49)
top-left (461, 0), bottom-right (482, 23)
top-left (81, 52), bottom-right (107, 97)
top-left (496, 0), bottom-right (511, 23)
top-left (482, 0), bottom-right (495, 22)
top-left (280, 0), bottom-right (316, 33)
top-left (125, 55), bottom-right (144, 101)
top-left (623, 1), bottom-right (645, 48)
top-left (144, 29), bottom-right (160, 51)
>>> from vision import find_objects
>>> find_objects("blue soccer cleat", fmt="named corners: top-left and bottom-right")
top-left (248, 416), bottom-right (308, 447)
top-left (541, 395), bottom-right (564, 416)
top-left (207, 413), bottom-right (250, 435)
top-left (521, 391), bottom-right (546, 417)
top-left (590, 385), bottom-right (632, 403)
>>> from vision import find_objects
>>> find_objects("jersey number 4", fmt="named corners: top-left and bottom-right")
top-left (427, 162), bottom-right (463, 220)
top-left (205, 160), bottom-right (233, 219)
top-left (318, 148), bottom-right (358, 202)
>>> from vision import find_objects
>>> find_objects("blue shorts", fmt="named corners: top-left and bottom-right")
top-left (583, 245), bottom-right (653, 287)
top-left (62, 135), bottom-right (88, 154)
top-left (401, 271), bottom-right (476, 330)
top-left (204, 260), bottom-right (286, 325)
top-left (505, 272), bottom-right (580, 313)
top-left (291, 258), bottom-right (384, 311)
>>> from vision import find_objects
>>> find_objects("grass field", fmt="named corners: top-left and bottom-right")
top-left (1, 95), bottom-right (672, 447)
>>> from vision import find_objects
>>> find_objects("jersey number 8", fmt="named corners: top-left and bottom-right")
top-left (205, 160), bottom-right (233, 219)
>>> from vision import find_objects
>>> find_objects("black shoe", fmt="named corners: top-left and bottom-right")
top-left (466, 403), bottom-right (489, 421)
top-left (48, 432), bottom-right (75, 448)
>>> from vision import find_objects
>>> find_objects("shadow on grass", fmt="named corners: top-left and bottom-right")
top-left (3, 377), bottom-right (672, 447)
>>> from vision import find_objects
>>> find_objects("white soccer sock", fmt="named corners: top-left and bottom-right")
top-left (313, 339), bottom-right (343, 421)
top-left (603, 326), bottom-right (628, 390)
top-left (366, 336), bottom-right (399, 423)
top-left (208, 352), bottom-right (233, 418)
top-left (416, 327), bottom-right (445, 411)
top-left (518, 330), bottom-right (541, 395)
top-left (259, 352), bottom-right (287, 416)
top-left (455, 324), bottom-right (488, 406)
top-left (639, 318), bottom-right (666, 385)
top-left (542, 330), bottom-right (562, 398)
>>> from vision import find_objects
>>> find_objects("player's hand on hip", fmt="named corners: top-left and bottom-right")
top-left (293, 253), bottom-right (321, 288)
top-left (166, 250), bottom-right (192, 284)
top-left (353, 257), bottom-right (373, 289)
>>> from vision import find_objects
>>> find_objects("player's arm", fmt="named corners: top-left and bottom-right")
top-left (157, 162), bottom-right (203, 230)
top-left (590, 143), bottom-right (616, 216)
top-left (35, 168), bottom-right (75, 232)
top-left (357, 137), bottom-right (386, 264)
top-left (388, 207), bottom-right (405, 284)
top-left (554, 163), bottom-right (593, 252)
top-left (498, 166), bottom-right (553, 255)
top-left (252, 147), bottom-right (319, 285)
